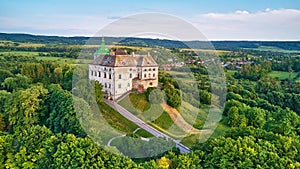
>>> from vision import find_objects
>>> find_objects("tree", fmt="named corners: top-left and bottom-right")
top-left (148, 88), bottom-right (165, 104)
top-left (1, 74), bottom-right (31, 92)
top-left (5, 85), bottom-right (48, 131)
top-left (0, 135), bottom-right (14, 168)
top-left (164, 87), bottom-right (181, 109)
top-left (0, 69), bottom-right (13, 84)
top-left (92, 80), bottom-right (104, 104)
top-left (52, 134), bottom-right (137, 168)
top-left (156, 157), bottom-right (170, 169)
top-left (227, 106), bottom-right (240, 127)
top-left (13, 125), bottom-right (53, 168)
top-left (46, 86), bottom-right (86, 137)
top-left (245, 107), bottom-right (266, 128)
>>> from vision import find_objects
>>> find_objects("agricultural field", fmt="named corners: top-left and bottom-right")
top-left (268, 71), bottom-right (298, 80)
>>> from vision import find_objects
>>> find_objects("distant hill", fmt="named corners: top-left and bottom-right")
top-left (1, 33), bottom-right (300, 50)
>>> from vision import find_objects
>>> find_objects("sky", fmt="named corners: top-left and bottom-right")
top-left (0, 0), bottom-right (300, 40)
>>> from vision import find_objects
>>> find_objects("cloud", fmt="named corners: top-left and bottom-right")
top-left (0, 8), bottom-right (299, 40)
top-left (0, 15), bottom-right (112, 36)
top-left (191, 9), bottom-right (300, 40)
top-left (235, 10), bottom-right (249, 15)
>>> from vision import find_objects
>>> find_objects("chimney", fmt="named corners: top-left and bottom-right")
top-left (110, 50), bottom-right (115, 55)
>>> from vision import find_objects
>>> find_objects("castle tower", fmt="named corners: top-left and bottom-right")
top-left (94, 36), bottom-right (110, 59)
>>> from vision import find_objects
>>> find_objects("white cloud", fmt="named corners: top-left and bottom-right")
top-left (0, 9), bottom-right (299, 40)
top-left (235, 10), bottom-right (249, 15)
top-left (0, 14), bottom-right (113, 36)
top-left (191, 9), bottom-right (300, 40)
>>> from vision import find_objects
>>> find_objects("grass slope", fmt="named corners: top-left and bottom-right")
top-left (268, 71), bottom-right (298, 80)
top-left (98, 102), bottom-right (152, 139)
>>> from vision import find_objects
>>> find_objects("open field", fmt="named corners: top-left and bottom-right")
top-left (0, 51), bottom-right (42, 57)
top-left (36, 56), bottom-right (78, 64)
top-left (0, 40), bottom-right (45, 47)
top-left (225, 70), bottom-right (237, 76)
top-left (268, 71), bottom-right (298, 80)
top-left (247, 46), bottom-right (300, 53)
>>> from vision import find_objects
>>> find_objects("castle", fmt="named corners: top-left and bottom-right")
top-left (89, 37), bottom-right (159, 101)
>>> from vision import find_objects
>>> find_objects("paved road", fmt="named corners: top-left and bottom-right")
top-left (104, 99), bottom-right (191, 153)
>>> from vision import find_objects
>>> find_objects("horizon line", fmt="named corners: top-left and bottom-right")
top-left (1, 32), bottom-right (300, 42)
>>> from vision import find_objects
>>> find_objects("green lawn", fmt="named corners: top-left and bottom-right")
top-left (128, 93), bottom-right (150, 112)
top-left (152, 111), bottom-right (174, 130)
top-left (0, 51), bottom-right (41, 57)
top-left (36, 56), bottom-right (76, 64)
top-left (268, 71), bottom-right (298, 80)
top-left (225, 70), bottom-right (237, 76)
top-left (98, 102), bottom-right (151, 138)
top-left (119, 93), bottom-right (186, 137)
top-left (119, 93), bottom-right (163, 120)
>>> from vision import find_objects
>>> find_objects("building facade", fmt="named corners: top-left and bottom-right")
top-left (89, 38), bottom-right (159, 100)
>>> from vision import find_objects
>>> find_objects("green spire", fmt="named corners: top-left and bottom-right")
top-left (95, 36), bottom-right (110, 57)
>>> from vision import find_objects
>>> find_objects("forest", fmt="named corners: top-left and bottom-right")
top-left (0, 34), bottom-right (299, 168)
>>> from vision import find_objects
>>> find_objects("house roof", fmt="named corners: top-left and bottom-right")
top-left (90, 49), bottom-right (158, 67)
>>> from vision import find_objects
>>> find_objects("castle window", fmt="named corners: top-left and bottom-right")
top-left (119, 74), bottom-right (121, 79)
top-left (104, 72), bottom-right (107, 78)
top-left (109, 68), bottom-right (111, 71)
top-left (129, 73), bottom-right (132, 78)
top-left (98, 71), bottom-right (101, 77)
top-left (153, 68), bottom-right (156, 71)
top-left (148, 73), bottom-right (151, 78)
top-left (104, 83), bottom-right (107, 88)
top-left (144, 69), bottom-right (147, 71)
top-left (109, 74), bottom-right (112, 79)
top-left (150, 82), bottom-right (153, 86)
top-left (109, 84), bottom-right (111, 88)
top-left (153, 73), bottom-right (155, 77)
top-left (144, 74), bottom-right (146, 78)
top-left (104, 67), bottom-right (107, 71)
top-left (91, 71), bottom-right (93, 76)
top-left (148, 68), bottom-right (151, 71)
top-left (129, 68), bottom-right (132, 71)
top-left (118, 84), bottom-right (121, 88)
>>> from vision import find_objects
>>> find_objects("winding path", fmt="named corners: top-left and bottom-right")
top-left (104, 99), bottom-right (191, 153)
top-left (107, 134), bottom-right (126, 146)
